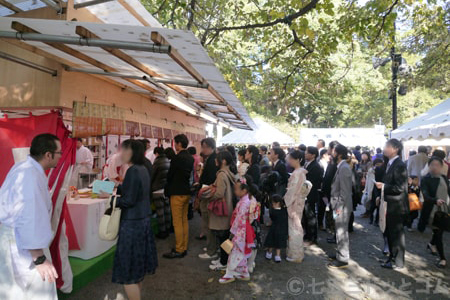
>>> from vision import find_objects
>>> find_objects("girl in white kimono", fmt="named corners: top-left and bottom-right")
top-left (284, 150), bottom-right (312, 263)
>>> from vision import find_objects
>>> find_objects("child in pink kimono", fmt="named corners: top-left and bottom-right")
top-left (219, 177), bottom-right (256, 284)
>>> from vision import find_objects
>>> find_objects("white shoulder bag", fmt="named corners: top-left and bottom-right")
top-left (379, 185), bottom-right (387, 233)
top-left (99, 195), bottom-right (121, 240)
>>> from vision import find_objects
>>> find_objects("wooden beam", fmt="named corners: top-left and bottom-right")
top-left (211, 109), bottom-right (230, 113)
top-left (151, 32), bottom-right (205, 84)
top-left (11, 21), bottom-right (160, 94)
top-left (2, 38), bottom-right (154, 97)
top-left (117, 0), bottom-right (150, 26)
top-left (2, 38), bottom-right (125, 90)
top-left (207, 87), bottom-right (246, 122)
top-left (75, 25), bottom-right (191, 97)
top-left (216, 111), bottom-right (236, 116)
top-left (12, 21), bottom-right (112, 71)
top-left (76, 26), bottom-right (159, 76)
top-left (151, 31), bottom-right (250, 128)
top-left (190, 99), bottom-right (225, 105)
top-left (0, 0), bottom-right (23, 12)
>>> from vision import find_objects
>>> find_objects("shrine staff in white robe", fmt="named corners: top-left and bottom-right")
top-left (75, 138), bottom-right (94, 173)
top-left (69, 138), bottom-right (94, 187)
top-left (0, 133), bottom-right (62, 300)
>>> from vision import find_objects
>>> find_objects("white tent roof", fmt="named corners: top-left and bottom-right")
top-left (299, 126), bottom-right (387, 148)
top-left (0, 0), bottom-right (162, 27)
top-left (391, 99), bottom-right (450, 141)
top-left (219, 118), bottom-right (295, 145)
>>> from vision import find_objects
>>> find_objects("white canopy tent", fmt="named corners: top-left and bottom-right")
top-left (391, 99), bottom-right (450, 141)
top-left (299, 126), bottom-right (387, 148)
top-left (219, 118), bottom-right (295, 145)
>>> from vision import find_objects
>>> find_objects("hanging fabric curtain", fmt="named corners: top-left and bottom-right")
top-left (0, 111), bottom-right (78, 293)
top-left (125, 121), bottom-right (140, 136)
top-left (152, 126), bottom-right (164, 139)
top-left (140, 124), bottom-right (153, 138)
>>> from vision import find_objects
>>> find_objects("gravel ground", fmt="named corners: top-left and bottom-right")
top-left (68, 205), bottom-right (450, 300)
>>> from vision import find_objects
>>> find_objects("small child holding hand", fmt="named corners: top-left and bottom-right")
top-left (264, 194), bottom-right (288, 262)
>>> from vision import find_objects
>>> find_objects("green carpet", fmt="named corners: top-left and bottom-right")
top-left (58, 218), bottom-right (159, 299)
top-left (58, 246), bottom-right (116, 299)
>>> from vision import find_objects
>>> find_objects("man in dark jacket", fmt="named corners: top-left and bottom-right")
top-left (353, 145), bottom-right (362, 162)
top-left (322, 141), bottom-right (339, 235)
top-left (198, 138), bottom-right (219, 259)
top-left (328, 144), bottom-right (353, 268)
top-left (303, 146), bottom-right (324, 244)
top-left (163, 134), bottom-right (194, 259)
top-left (151, 146), bottom-right (171, 239)
top-left (376, 139), bottom-right (409, 269)
top-left (199, 138), bottom-right (218, 186)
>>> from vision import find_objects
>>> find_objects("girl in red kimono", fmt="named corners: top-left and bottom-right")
top-left (219, 177), bottom-right (257, 284)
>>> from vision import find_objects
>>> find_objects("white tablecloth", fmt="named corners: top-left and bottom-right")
top-left (67, 197), bottom-right (116, 260)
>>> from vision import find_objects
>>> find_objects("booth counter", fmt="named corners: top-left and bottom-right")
top-left (67, 197), bottom-right (116, 260)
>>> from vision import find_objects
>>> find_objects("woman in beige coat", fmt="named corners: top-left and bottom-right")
top-left (208, 150), bottom-right (237, 271)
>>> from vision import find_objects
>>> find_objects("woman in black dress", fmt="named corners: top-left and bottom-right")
top-left (113, 140), bottom-right (158, 300)
top-left (264, 195), bottom-right (288, 263)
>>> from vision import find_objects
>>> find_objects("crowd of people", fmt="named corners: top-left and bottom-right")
top-left (0, 133), bottom-right (449, 300)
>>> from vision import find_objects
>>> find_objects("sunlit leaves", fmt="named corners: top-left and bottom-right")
top-left (144, 0), bottom-right (448, 128)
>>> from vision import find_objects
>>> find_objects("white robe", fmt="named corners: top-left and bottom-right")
top-left (0, 156), bottom-right (57, 300)
top-left (75, 145), bottom-right (94, 173)
top-left (69, 146), bottom-right (94, 187)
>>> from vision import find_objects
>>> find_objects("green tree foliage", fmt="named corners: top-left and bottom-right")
top-left (143, 0), bottom-right (449, 129)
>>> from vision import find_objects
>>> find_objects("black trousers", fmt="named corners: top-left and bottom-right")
top-left (385, 214), bottom-right (406, 267)
top-left (302, 200), bottom-right (317, 242)
top-left (212, 229), bottom-right (230, 265)
top-left (348, 212), bottom-right (354, 232)
top-left (153, 195), bottom-right (172, 233)
top-left (325, 209), bottom-right (335, 232)
top-left (317, 195), bottom-right (326, 229)
top-left (369, 197), bottom-right (379, 224)
top-left (406, 210), bottom-right (419, 228)
top-left (430, 228), bottom-right (445, 260)
top-left (418, 200), bottom-right (434, 232)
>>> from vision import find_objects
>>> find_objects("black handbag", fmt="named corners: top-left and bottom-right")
top-left (433, 211), bottom-right (450, 232)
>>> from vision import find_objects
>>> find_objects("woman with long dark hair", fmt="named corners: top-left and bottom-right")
top-left (245, 145), bottom-right (261, 186)
top-left (226, 145), bottom-right (237, 163)
top-left (111, 139), bottom-right (158, 300)
top-left (207, 151), bottom-right (237, 271)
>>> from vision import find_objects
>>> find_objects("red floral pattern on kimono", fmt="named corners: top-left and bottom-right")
top-left (225, 194), bottom-right (255, 278)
